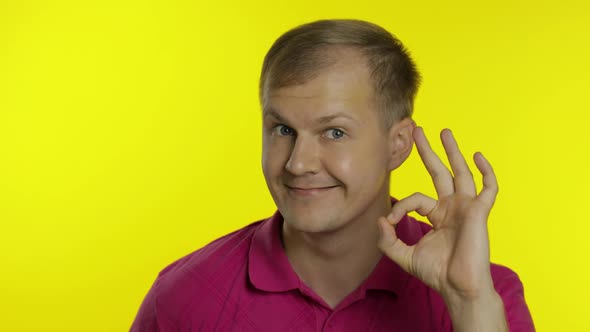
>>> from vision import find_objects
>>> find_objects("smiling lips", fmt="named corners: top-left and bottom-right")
top-left (286, 185), bottom-right (339, 196)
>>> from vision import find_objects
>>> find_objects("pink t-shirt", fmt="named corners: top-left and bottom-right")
top-left (130, 204), bottom-right (535, 331)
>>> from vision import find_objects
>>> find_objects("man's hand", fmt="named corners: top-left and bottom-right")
top-left (377, 127), bottom-right (508, 331)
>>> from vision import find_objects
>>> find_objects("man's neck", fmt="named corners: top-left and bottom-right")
top-left (281, 192), bottom-right (392, 309)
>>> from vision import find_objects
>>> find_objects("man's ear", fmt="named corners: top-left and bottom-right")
top-left (387, 118), bottom-right (415, 172)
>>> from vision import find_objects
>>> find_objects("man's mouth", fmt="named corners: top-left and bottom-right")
top-left (285, 185), bottom-right (339, 196)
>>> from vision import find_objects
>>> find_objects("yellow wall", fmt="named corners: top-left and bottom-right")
top-left (1, 0), bottom-right (588, 330)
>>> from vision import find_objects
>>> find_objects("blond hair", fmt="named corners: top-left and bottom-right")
top-left (259, 19), bottom-right (421, 128)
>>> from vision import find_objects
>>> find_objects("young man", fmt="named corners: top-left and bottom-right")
top-left (130, 19), bottom-right (534, 331)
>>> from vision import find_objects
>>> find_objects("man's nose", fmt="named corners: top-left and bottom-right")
top-left (285, 136), bottom-right (321, 176)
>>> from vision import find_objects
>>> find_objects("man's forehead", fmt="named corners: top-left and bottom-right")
top-left (267, 51), bottom-right (372, 98)
top-left (262, 50), bottom-right (378, 125)
top-left (266, 74), bottom-right (370, 108)
top-left (266, 88), bottom-right (358, 104)
top-left (263, 83), bottom-right (375, 123)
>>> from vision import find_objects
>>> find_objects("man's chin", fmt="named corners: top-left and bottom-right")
top-left (282, 214), bottom-right (343, 234)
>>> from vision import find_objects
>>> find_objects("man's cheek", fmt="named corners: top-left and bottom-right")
top-left (330, 154), bottom-right (355, 175)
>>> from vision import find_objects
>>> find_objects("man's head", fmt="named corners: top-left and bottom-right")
top-left (260, 19), bottom-right (421, 234)
top-left (259, 19), bottom-right (421, 130)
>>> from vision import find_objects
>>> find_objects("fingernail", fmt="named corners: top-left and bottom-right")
top-left (378, 219), bottom-right (395, 245)
top-left (378, 218), bottom-right (385, 238)
top-left (387, 213), bottom-right (396, 222)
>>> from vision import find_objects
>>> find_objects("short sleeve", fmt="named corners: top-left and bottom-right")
top-left (130, 277), bottom-right (161, 332)
top-left (129, 277), bottom-right (177, 332)
top-left (492, 265), bottom-right (536, 332)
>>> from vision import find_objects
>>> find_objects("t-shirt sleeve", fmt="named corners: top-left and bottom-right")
top-left (129, 277), bottom-right (177, 332)
top-left (492, 265), bottom-right (536, 332)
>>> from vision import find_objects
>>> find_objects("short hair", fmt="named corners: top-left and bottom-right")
top-left (259, 19), bottom-right (421, 129)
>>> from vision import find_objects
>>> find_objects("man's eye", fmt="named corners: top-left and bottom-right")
top-left (325, 128), bottom-right (346, 139)
top-left (273, 125), bottom-right (295, 136)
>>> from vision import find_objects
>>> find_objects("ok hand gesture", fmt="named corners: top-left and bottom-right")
top-left (378, 127), bottom-right (499, 302)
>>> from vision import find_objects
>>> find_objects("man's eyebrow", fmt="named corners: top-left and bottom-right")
top-left (263, 107), bottom-right (358, 125)
top-left (263, 107), bottom-right (288, 123)
top-left (316, 112), bottom-right (358, 124)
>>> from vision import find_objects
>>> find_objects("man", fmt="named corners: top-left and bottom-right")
top-left (130, 19), bottom-right (534, 331)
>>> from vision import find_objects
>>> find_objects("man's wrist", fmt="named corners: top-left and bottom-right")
top-left (443, 288), bottom-right (508, 332)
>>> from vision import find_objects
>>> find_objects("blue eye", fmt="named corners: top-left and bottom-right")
top-left (326, 128), bottom-right (345, 139)
top-left (274, 125), bottom-right (295, 136)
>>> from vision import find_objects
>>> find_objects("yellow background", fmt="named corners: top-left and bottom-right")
top-left (1, 0), bottom-right (588, 330)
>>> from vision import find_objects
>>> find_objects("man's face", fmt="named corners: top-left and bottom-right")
top-left (262, 49), bottom-right (393, 234)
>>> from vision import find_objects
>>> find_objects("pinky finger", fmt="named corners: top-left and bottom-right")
top-left (474, 152), bottom-right (498, 206)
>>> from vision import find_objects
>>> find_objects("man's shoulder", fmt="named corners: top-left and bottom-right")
top-left (152, 218), bottom-right (267, 313)
top-left (404, 215), bottom-right (533, 329)
top-left (490, 262), bottom-right (525, 292)
top-left (159, 219), bottom-right (264, 278)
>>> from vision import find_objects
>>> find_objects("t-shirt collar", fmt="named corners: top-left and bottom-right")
top-left (248, 210), bottom-right (300, 292)
top-left (248, 197), bottom-right (417, 296)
